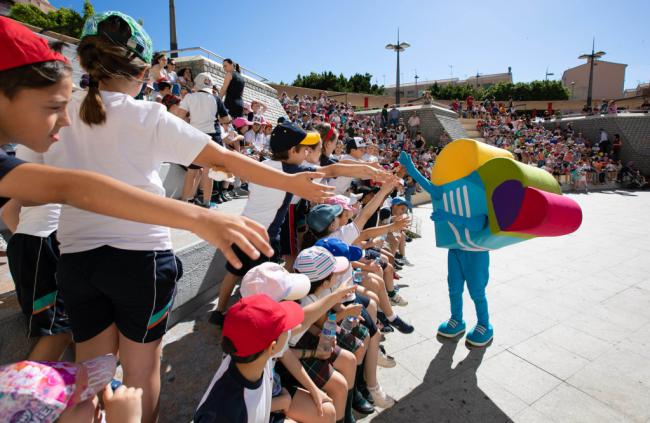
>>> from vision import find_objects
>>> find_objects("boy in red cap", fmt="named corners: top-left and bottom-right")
top-left (194, 294), bottom-right (322, 423)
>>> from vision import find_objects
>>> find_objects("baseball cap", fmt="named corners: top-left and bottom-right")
top-left (0, 17), bottom-right (68, 72)
top-left (232, 117), bottom-right (253, 129)
top-left (391, 197), bottom-right (413, 209)
top-left (315, 238), bottom-right (363, 262)
top-left (356, 185), bottom-right (380, 197)
top-left (0, 354), bottom-right (117, 423)
top-left (194, 72), bottom-right (214, 93)
top-left (294, 246), bottom-right (349, 282)
top-left (307, 204), bottom-right (343, 233)
top-left (346, 137), bottom-right (367, 150)
top-left (270, 121), bottom-right (320, 153)
top-left (241, 262), bottom-right (310, 301)
top-left (222, 294), bottom-right (303, 358)
top-left (325, 194), bottom-right (357, 212)
top-left (81, 11), bottom-right (152, 64)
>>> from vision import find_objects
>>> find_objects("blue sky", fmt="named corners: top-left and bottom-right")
top-left (53, 0), bottom-right (649, 89)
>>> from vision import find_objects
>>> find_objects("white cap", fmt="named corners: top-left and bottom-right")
top-left (241, 262), bottom-right (311, 301)
top-left (194, 72), bottom-right (214, 92)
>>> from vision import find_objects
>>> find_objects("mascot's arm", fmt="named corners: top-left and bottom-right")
top-left (431, 210), bottom-right (487, 232)
top-left (398, 151), bottom-right (442, 200)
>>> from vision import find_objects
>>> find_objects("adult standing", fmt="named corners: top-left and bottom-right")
top-left (407, 112), bottom-right (420, 139)
top-left (388, 105), bottom-right (400, 127)
top-left (220, 58), bottom-right (245, 118)
top-left (598, 128), bottom-right (611, 156)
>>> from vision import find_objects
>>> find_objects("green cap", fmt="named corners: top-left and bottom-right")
top-left (81, 11), bottom-right (153, 64)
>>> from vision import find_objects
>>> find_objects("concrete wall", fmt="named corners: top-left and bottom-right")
top-left (174, 56), bottom-right (287, 123)
top-left (355, 104), bottom-right (468, 145)
top-left (561, 61), bottom-right (627, 101)
top-left (269, 84), bottom-right (396, 110)
top-left (542, 114), bottom-right (650, 174)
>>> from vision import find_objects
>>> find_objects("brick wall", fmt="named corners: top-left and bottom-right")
top-left (542, 115), bottom-right (650, 174)
top-left (174, 56), bottom-right (287, 123)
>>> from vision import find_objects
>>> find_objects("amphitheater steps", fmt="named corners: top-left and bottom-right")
top-left (459, 118), bottom-right (485, 142)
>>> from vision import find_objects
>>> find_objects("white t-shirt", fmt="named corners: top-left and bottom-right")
top-left (331, 154), bottom-right (360, 195)
top-left (179, 91), bottom-right (218, 134)
top-left (56, 90), bottom-right (209, 253)
top-left (330, 222), bottom-right (360, 302)
top-left (14, 145), bottom-right (63, 238)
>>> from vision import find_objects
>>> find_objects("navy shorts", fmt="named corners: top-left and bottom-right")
top-left (7, 232), bottom-right (70, 338)
top-left (57, 246), bottom-right (183, 343)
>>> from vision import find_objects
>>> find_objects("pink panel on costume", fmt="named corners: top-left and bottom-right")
top-left (505, 187), bottom-right (582, 236)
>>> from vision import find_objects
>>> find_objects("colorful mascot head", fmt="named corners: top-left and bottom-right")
top-left (401, 139), bottom-right (582, 250)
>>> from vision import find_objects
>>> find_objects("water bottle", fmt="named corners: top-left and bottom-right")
top-left (317, 313), bottom-right (337, 353)
top-left (341, 315), bottom-right (359, 331)
top-left (353, 268), bottom-right (363, 284)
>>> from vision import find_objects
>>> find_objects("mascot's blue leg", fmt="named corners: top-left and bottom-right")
top-left (437, 249), bottom-right (467, 338)
top-left (463, 250), bottom-right (494, 347)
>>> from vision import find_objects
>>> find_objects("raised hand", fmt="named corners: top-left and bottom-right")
top-left (289, 172), bottom-right (334, 203)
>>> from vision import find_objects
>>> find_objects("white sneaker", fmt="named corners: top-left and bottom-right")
top-left (377, 349), bottom-right (396, 368)
top-left (368, 384), bottom-right (395, 408)
top-left (390, 293), bottom-right (409, 307)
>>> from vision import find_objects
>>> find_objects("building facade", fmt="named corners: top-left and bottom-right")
top-left (561, 60), bottom-right (627, 101)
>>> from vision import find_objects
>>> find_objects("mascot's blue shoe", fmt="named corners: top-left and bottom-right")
top-left (466, 324), bottom-right (494, 347)
top-left (437, 318), bottom-right (466, 338)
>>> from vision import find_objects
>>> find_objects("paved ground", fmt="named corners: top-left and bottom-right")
top-left (159, 190), bottom-right (650, 422)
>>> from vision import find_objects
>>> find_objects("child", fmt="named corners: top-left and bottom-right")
top-left (211, 122), bottom-right (389, 326)
top-left (49, 11), bottom-right (332, 423)
top-left (194, 294), bottom-right (306, 423)
top-left (0, 354), bottom-right (142, 423)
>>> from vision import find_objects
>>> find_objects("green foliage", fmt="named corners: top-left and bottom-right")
top-left (292, 71), bottom-right (385, 95)
top-left (9, 0), bottom-right (96, 39)
top-left (429, 80), bottom-right (569, 101)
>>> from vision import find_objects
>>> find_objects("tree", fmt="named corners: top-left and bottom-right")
top-left (9, 1), bottom-right (96, 39)
top-left (428, 80), bottom-right (569, 101)
top-left (291, 71), bottom-right (385, 95)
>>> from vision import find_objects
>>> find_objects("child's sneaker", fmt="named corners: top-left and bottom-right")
top-left (389, 316), bottom-right (414, 334)
top-left (437, 318), bottom-right (466, 338)
top-left (465, 323), bottom-right (494, 347)
top-left (389, 292), bottom-right (408, 307)
top-left (368, 383), bottom-right (395, 408)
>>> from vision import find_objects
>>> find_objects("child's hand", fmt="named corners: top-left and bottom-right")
top-left (103, 384), bottom-right (142, 423)
top-left (343, 304), bottom-right (363, 319)
top-left (310, 387), bottom-right (333, 417)
top-left (333, 283), bottom-right (356, 301)
top-left (287, 172), bottom-right (334, 203)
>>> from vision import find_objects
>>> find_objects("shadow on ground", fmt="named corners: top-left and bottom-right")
top-left (373, 337), bottom-right (512, 423)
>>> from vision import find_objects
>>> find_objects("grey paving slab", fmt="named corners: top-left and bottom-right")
top-left (156, 191), bottom-right (650, 422)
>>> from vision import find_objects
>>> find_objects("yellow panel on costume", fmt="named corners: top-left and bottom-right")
top-left (431, 139), bottom-right (514, 185)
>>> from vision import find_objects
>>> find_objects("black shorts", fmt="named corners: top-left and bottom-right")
top-left (279, 204), bottom-right (298, 257)
top-left (57, 246), bottom-right (183, 343)
top-left (7, 232), bottom-right (70, 338)
top-left (225, 236), bottom-right (280, 277)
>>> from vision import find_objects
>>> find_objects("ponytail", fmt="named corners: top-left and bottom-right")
top-left (77, 15), bottom-right (148, 126)
top-left (235, 63), bottom-right (241, 73)
top-left (224, 58), bottom-right (240, 73)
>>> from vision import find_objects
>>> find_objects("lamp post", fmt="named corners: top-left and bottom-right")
top-left (414, 69), bottom-right (419, 98)
top-left (169, 0), bottom-right (178, 58)
top-left (578, 38), bottom-right (606, 109)
top-left (545, 67), bottom-right (554, 80)
top-left (385, 29), bottom-right (410, 106)
top-left (570, 81), bottom-right (575, 99)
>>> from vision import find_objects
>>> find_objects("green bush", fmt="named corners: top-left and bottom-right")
top-left (429, 80), bottom-right (569, 101)
top-left (292, 71), bottom-right (385, 95)
top-left (9, 0), bottom-right (94, 39)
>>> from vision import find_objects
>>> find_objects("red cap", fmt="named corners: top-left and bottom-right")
top-left (222, 294), bottom-right (304, 357)
top-left (0, 17), bottom-right (68, 72)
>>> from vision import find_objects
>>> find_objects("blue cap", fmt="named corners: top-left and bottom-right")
top-left (307, 204), bottom-right (343, 233)
top-left (315, 238), bottom-right (363, 262)
top-left (391, 197), bottom-right (412, 209)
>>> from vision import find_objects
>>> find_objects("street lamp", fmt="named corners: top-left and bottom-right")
top-left (570, 81), bottom-right (575, 99)
top-left (414, 69), bottom-right (419, 98)
top-left (578, 38), bottom-right (605, 109)
top-left (385, 29), bottom-right (410, 106)
top-left (169, 0), bottom-right (178, 58)
top-left (545, 67), bottom-right (554, 80)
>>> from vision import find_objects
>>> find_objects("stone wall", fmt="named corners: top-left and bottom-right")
top-left (542, 114), bottom-right (650, 174)
top-left (174, 56), bottom-right (287, 123)
top-left (355, 105), bottom-right (468, 146)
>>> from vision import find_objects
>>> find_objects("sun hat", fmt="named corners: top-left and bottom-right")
top-left (293, 246), bottom-right (349, 282)
top-left (270, 122), bottom-right (320, 153)
top-left (240, 262), bottom-right (310, 301)
top-left (325, 194), bottom-right (357, 212)
top-left (0, 17), bottom-right (68, 71)
top-left (222, 294), bottom-right (303, 358)
top-left (194, 72), bottom-right (214, 93)
top-left (315, 238), bottom-right (363, 262)
top-left (232, 117), bottom-right (254, 129)
top-left (307, 204), bottom-right (343, 233)
top-left (81, 11), bottom-right (153, 64)
top-left (0, 354), bottom-right (117, 423)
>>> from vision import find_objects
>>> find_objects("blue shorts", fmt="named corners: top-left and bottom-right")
top-left (58, 246), bottom-right (183, 343)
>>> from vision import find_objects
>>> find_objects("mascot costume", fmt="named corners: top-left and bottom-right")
top-left (399, 139), bottom-right (582, 347)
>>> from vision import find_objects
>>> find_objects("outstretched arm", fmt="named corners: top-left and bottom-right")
top-left (398, 151), bottom-right (442, 200)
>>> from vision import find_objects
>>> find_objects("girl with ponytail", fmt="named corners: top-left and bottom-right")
top-left (50, 11), bottom-right (331, 423)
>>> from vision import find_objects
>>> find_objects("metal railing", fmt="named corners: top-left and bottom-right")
top-left (158, 47), bottom-right (270, 82)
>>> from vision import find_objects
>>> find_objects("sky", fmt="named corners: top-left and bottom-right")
top-left (52, 0), bottom-right (650, 89)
